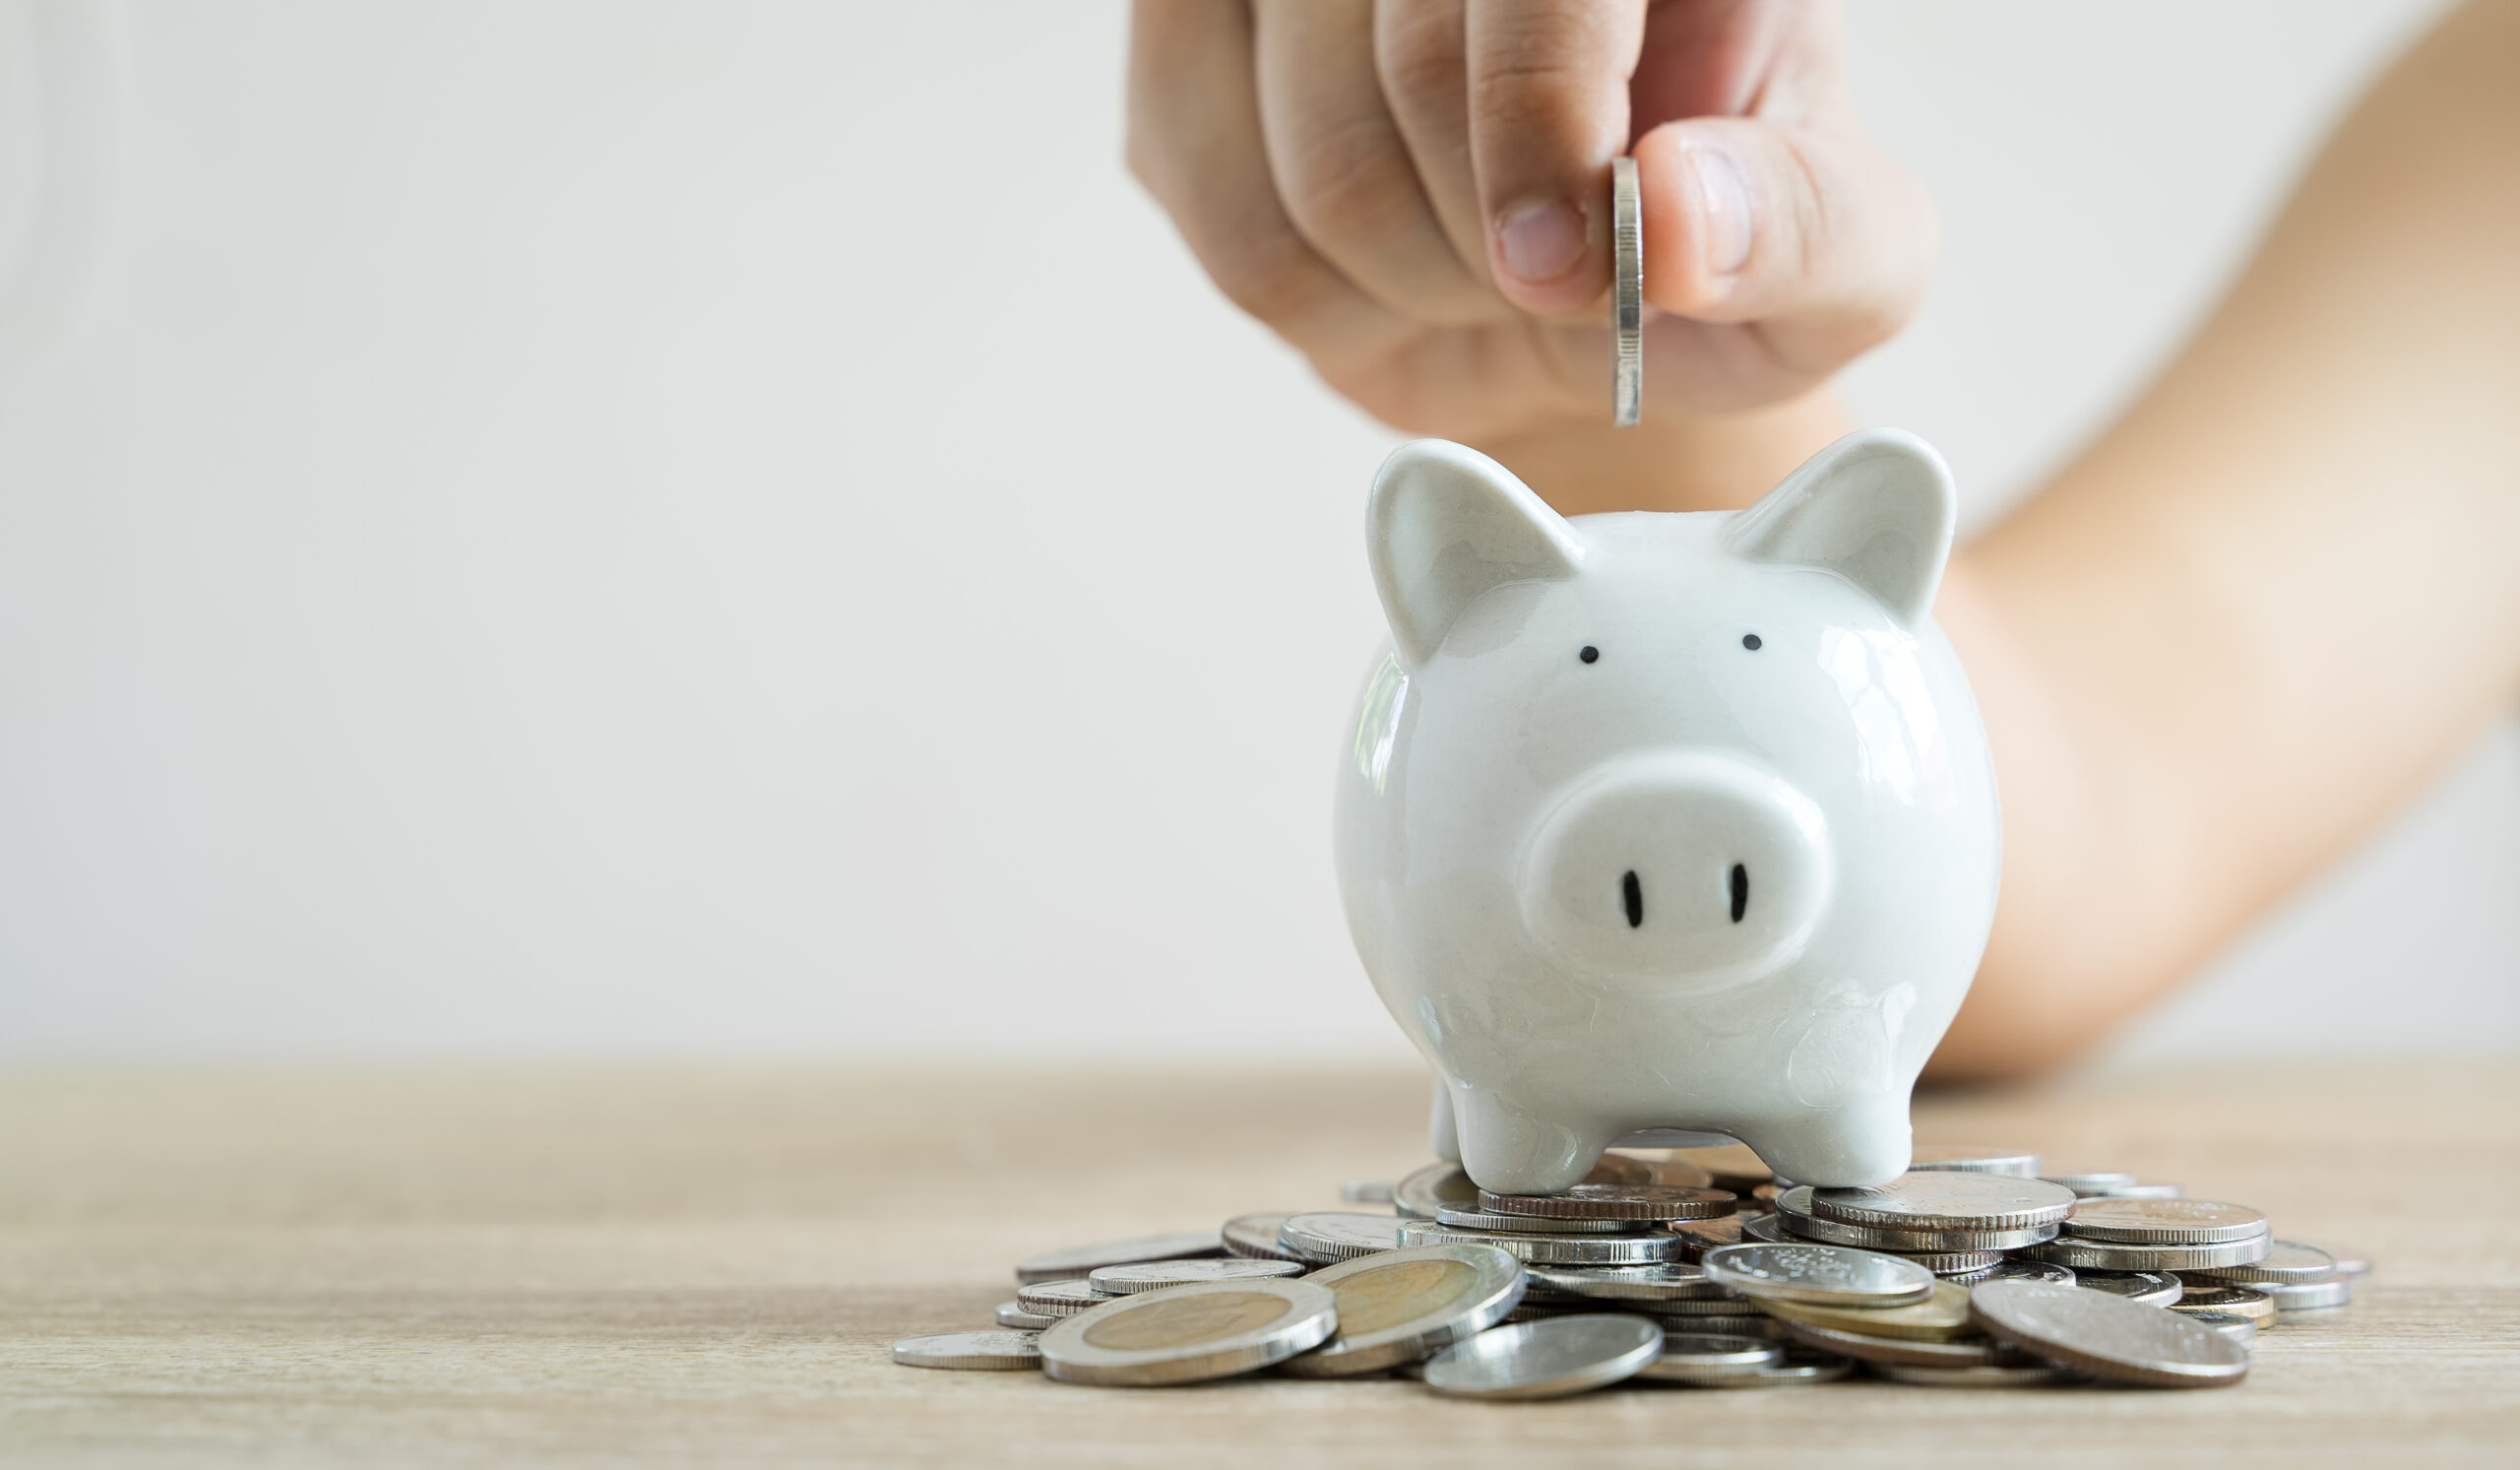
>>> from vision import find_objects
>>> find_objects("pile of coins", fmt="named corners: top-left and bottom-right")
top-left (890, 1144), bottom-right (2368, 1396)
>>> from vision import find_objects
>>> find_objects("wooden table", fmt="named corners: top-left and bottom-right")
top-left (2, 1061), bottom-right (2514, 1465)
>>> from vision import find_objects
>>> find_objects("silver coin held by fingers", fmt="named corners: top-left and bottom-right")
top-left (1612, 157), bottom-right (1643, 427)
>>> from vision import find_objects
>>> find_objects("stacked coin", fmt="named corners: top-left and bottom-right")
top-left (896, 1143), bottom-right (2367, 1395)
top-left (1775, 1172), bottom-right (2077, 1280)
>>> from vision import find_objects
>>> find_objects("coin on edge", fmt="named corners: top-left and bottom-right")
top-left (1702, 1243), bottom-right (1936, 1306)
top-left (1038, 1278), bottom-right (1338, 1387)
top-left (1423, 1314), bottom-right (1664, 1399)
top-left (1090, 1257), bottom-right (1304, 1295)
top-left (1970, 1279), bottom-right (2247, 1389)
top-left (1016, 1231), bottom-right (1225, 1284)
top-left (892, 1331), bottom-right (1043, 1371)
top-left (1610, 156), bottom-right (1643, 427)
top-left (1278, 1243), bottom-right (1527, 1377)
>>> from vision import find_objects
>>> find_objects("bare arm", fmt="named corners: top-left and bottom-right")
top-left (1927, 0), bottom-right (2520, 1077)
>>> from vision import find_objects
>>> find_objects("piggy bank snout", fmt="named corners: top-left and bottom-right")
top-left (1516, 752), bottom-right (1834, 989)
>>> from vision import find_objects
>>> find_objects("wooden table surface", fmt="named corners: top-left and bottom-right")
top-left (2, 1060), bottom-right (2515, 1466)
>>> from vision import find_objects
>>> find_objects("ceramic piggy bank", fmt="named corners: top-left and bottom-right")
top-left (1334, 428), bottom-right (1999, 1193)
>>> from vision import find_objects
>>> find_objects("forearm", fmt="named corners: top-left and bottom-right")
top-left (1927, 0), bottom-right (2520, 1078)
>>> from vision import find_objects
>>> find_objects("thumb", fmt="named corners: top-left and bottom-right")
top-left (1633, 114), bottom-right (1935, 339)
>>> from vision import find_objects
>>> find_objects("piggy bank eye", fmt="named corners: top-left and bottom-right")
top-left (1741, 633), bottom-right (1763, 651)
top-left (1579, 645), bottom-right (1600, 664)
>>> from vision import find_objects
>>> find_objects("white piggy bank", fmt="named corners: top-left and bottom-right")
top-left (1335, 429), bottom-right (2000, 1193)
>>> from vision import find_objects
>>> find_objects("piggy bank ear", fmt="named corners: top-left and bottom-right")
top-left (1725, 428), bottom-right (1957, 626)
top-left (1368, 440), bottom-right (1586, 666)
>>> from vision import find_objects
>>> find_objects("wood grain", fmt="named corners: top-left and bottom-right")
top-left (1, 1061), bottom-right (2514, 1466)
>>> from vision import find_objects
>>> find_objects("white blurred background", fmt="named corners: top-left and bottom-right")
top-left (1, 0), bottom-right (2509, 1069)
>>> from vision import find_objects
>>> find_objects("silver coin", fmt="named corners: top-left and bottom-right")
top-left (2080, 1182), bottom-right (2184, 1199)
top-left (1037, 1278), bottom-right (1338, 1386)
top-left (1090, 1257), bottom-right (1304, 1295)
top-left (1979, 1258), bottom-right (2077, 1288)
top-left (1697, 1350), bottom-right (1857, 1387)
top-left (1525, 1262), bottom-right (1735, 1303)
top-left (1478, 1183), bottom-right (1735, 1222)
top-left (1773, 1317), bottom-right (2033, 1369)
top-left (1279, 1243), bottom-right (1528, 1377)
top-left (1399, 1219), bottom-right (1682, 1265)
top-left (1279, 1212), bottom-right (1408, 1264)
top-left (2167, 1282), bottom-right (2275, 1323)
top-left (1013, 1278), bottom-right (1116, 1317)
top-left (2064, 1197), bottom-right (2269, 1244)
top-left (1632, 1332), bottom-right (1783, 1384)
top-left (1394, 1162), bottom-right (1478, 1219)
top-left (2187, 1239), bottom-right (2340, 1286)
top-left (1435, 1203), bottom-right (1639, 1235)
top-left (1222, 1212), bottom-right (1307, 1263)
top-left (1778, 1186), bottom-right (2056, 1252)
top-left (1610, 157), bottom-right (1642, 427)
top-left (2030, 1233), bottom-right (2269, 1273)
top-left (892, 1330), bottom-right (1043, 1371)
top-left (1423, 1314), bottom-right (1664, 1399)
top-left (1701, 1243), bottom-right (1936, 1306)
top-left (2249, 1276), bottom-right (2354, 1312)
top-left (994, 1300), bottom-right (1057, 1330)
top-left (2182, 1310), bottom-right (2259, 1344)
top-left (1870, 1361), bottom-right (2083, 1388)
top-left (1969, 1279), bottom-right (2248, 1389)
top-left (2072, 1270), bottom-right (2182, 1307)
top-left (1738, 1212), bottom-right (1791, 1245)
top-left (2317, 1242), bottom-right (2373, 1278)
top-left (1341, 1180), bottom-right (1396, 1205)
top-left (1643, 1296), bottom-right (1773, 1317)
top-left (1811, 1173), bottom-right (2078, 1232)
top-left (2044, 1171), bottom-right (2137, 1195)
top-left (1636, 1310), bottom-right (1781, 1338)
top-left (1909, 1145), bottom-right (2043, 1179)
top-left (1662, 1214), bottom-right (1748, 1260)
top-left (1015, 1230), bottom-right (1224, 1284)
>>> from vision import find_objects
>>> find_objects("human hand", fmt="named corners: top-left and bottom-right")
top-left (1126, 0), bottom-right (1934, 447)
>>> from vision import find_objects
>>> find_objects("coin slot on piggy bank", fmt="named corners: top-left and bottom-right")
top-left (1335, 429), bottom-right (2000, 1195)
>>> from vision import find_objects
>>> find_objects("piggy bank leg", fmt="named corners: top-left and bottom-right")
top-left (1736, 1101), bottom-right (1913, 1188)
top-left (1447, 1079), bottom-right (1609, 1195)
top-left (1428, 1076), bottom-right (1461, 1163)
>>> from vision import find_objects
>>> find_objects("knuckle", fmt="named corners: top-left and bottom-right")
top-left (1277, 113), bottom-right (1415, 243)
top-left (1376, 9), bottom-right (1465, 113)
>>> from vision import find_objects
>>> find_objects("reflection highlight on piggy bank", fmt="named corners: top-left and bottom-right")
top-left (1334, 429), bottom-right (2000, 1193)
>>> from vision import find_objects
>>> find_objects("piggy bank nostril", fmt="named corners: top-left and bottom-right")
top-left (1622, 870), bottom-right (1643, 928)
top-left (1731, 863), bottom-right (1749, 924)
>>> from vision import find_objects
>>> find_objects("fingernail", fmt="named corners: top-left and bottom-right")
top-left (1496, 199), bottom-right (1587, 286)
top-left (1689, 144), bottom-right (1753, 276)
